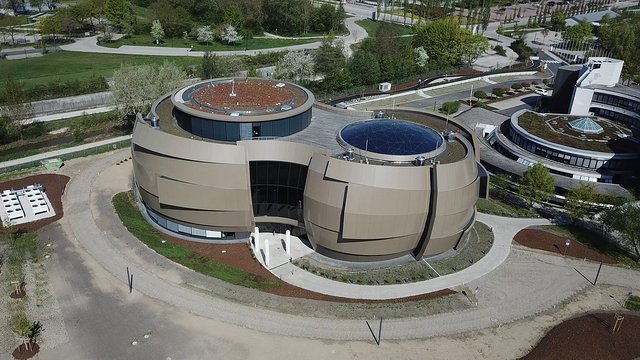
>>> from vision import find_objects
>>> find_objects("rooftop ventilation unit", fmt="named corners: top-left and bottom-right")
top-left (447, 131), bottom-right (456, 142)
top-left (413, 155), bottom-right (427, 166)
top-left (346, 148), bottom-right (355, 161)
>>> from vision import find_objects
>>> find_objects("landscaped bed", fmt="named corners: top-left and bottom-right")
top-left (513, 225), bottom-right (639, 266)
top-left (521, 312), bottom-right (640, 360)
top-left (113, 191), bottom-right (457, 304)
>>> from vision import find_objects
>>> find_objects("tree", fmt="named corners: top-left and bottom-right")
top-left (150, 20), bottom-right (164, 42)
top-left (201, 51), bottom-right (243, 79)
top-left (550, 10), bottom-right (565, 32)
top-left (38, 14), bottom-right (63, 44)
top-left (414, 46), bottom-right (429, 68)
top-left (348, 50), bottom-right (380, 85)
top-left (565, 182), bottom-right (597, 222)
top-left (314, 39), bottom-right (346, 79)
top-left (262, 0), bottom-right (307, 35)
top-left (474, 90), bottom-right (487, 99)
top-left (598, 12), bottom-right (640, 84)
top-left (221, 24), bottom-right (242, 44)
top-left (148, 0), bottom-right (191, 38)
top-left (600, 202), bottom-right (640, 260)
top-left (490, 173), bottom-right (511, 199)
top-left (110, 61), bottom-right (186, 125)
top-left (223, 3), bottom-right (245, 30)
top-left (518, 163), bottom-right (555, 205)
top-left (439, 101), bottom-right (460, 115)
top-left (274, 50), bottom-right (315, 84)
top-left (563, 21), bottom-right (592, 43)
top-left (0, 77), bottom-right (33, 141)
top-left (196, 26), bottom-right (214, 45)
top-left (105, 0), bottom-right (132, 33)
top-left (413, 18), bottom-right (487, 67)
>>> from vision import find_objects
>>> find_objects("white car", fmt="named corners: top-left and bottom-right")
top-left (534, 88), bottom-right (549, 96)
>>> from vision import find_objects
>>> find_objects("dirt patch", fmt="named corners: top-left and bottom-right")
top-left (513, 228), bottom-right (617, 264)
top-left (11, 342), bottom-right (39, 360)
top-left (9, 291), bottom-right (25, 299)
top-left (521, 312), bottom-right (640, 360)
top-left (0, 174), bottom-right (70, 233)
top-left (158, 235), bottom-right (455, 303)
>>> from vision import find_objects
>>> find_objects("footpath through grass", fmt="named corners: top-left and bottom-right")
top-left (0, 51), bottom-right (201, 90)
top-left (112, 191), bottom-right (281, 289)
top-left (99, 35), bottom-right (318, 51)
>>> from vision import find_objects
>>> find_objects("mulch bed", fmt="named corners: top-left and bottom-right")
top-left (521, 313), bottom-right (640, 360)
top-left (12, 343), bottom-right (39, 360)
top-left (513, 228), bottom-right (617, 264)
top-left (9, 291), bottom-right (26, 299)
top-left (158, 233), bottom-right (455, 303)
top-left (0, 174), bottom-right (70, 233)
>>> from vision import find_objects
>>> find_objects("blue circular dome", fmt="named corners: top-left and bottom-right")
top-left (340, 119), bottom-right (444, 156)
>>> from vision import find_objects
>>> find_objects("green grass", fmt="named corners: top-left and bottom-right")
top-left (99, 35), bottom-right (318, 51)
top-left (354, 19), bottom-right (413, 37)
top-left (536, 225), bottom-right (640, 269)
top-left (112, 191), bottom-right (281, 289)
top-left (476, 197), bottom-right (540, 218)
top-left (0, 51), bottom-right (201, 90)
top-left (625, 294), bottom-right (640, 311)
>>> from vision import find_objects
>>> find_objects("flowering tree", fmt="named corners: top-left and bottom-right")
top-left (221, 24), bottom-right (242, 44)
top-left (196, 26), bottom-right (214, 45)
top-left (274, 50), bottom-right (315, 84)
top-left (150, 20), bottom-right (164, 42)
top-left (414, 46), bottom-right (429, 68)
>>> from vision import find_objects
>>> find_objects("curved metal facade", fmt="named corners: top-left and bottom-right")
top-left (131, 81), bottom-right (481, 261)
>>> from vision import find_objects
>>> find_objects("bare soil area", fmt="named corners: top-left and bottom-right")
top-left (0, 174), bottom-right (70, 233)
top-left (513, 228), bottom-right (617, 264)
top-left (521, 312), bottom-right (640, 360)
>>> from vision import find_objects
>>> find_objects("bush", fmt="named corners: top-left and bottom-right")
top-left (0, 75), bottom-right (110, 104)
top-left (543, 79), bottom-right (550, 85)
top-left (521, 82), bottom-right (530, 88)
top-left (532, 80), bottom-right (540, 86)
top-left (439, 101), bottom-right (460, 115)
top-left (474, 90), bottom-right (487, 99)
top-left (492, 87), bottom-right (505, 97)
top-left (493, 45), bottom-right (507, 56)
top-left (511, 83), bottom-right (523, 90)
top-left (509, 38), bottom-right (535, 60)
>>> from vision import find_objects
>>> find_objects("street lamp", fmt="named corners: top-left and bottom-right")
top-left (563, 238), bottom-right (571, 257)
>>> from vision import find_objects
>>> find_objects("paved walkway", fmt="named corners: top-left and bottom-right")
top-left (55, 149), bottom-right (640, 340)
top-left (21, 106), bottom-right (115, 125)
top-left (60, 16), bottom-right (367, 58)
top-left (0, 135), bottom-right (130, 171)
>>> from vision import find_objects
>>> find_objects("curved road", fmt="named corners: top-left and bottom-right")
top-left (58, 148), bottom-right (640, 341)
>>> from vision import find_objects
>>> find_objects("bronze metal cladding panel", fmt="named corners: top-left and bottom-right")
top-left (342, 183), bottom-right (428, 240)
top-left (240, 140), bottom-right (321, 165)
top-left (133, 122), bottom-right (247, 164)
top-left (424, 232), bottom-right (468, 256)
top-left (139, 188), bottom-right (252, 231)
top-left (133, 150), bottom-right (250, 194)
top-left (435, 179), bottom-right (481, 216)
top-left (322, 233), bottom-right (420, 257)
top-left (157, 177), bottom-right (250, 211)
top-left (303, 157), bottom-right (346, 232)
top-left (324, 157), bottom-right (430, 190)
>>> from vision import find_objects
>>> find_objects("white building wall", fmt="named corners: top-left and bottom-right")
top-left (569, 87), bottom-right (594, 115)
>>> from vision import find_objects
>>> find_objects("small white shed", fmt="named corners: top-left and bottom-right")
top-left (378, 82), bottom-right (391, 92)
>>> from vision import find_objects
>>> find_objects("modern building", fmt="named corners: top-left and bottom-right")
top-left (488, 57), bottom-right (640, 184)
top-left (131, 78), bottom-right (484, 261)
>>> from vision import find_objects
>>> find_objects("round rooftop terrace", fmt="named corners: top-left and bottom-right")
top-left (337, 119), bottom-right (446, 162)
top-left (172, 78), bottom-right (313, 119)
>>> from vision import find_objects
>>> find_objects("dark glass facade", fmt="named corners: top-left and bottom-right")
top-left (249, 161), bottom-right (307, 222)
top-left (507, 127), bottom-right (629, 170)
top-left (174, 108), bottom-right (312, 141)
top-left (591, 92), bottom-right (640, 128)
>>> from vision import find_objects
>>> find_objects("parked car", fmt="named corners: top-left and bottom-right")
top-left (535, 88), bottom-right (549, 96)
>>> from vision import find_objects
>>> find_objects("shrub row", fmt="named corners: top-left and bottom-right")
top-left (0, 75), bottom-right (109, 105)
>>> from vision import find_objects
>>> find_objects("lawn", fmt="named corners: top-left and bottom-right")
top-left (476, 196), bottom-right (541, 218)
top-left (99, 34), bottom-right (318, 51)
top-left (0, 51), bottom-right (201, 89)
top-left (112, 191), bottom-right (281, 289)
top-left (536, 224), bottom-right (640, 269)
top-left (354, 19), bottom-right (413, 37)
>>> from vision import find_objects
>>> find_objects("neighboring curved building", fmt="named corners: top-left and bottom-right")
top-left (132, 78), bottom-right (484, 261)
